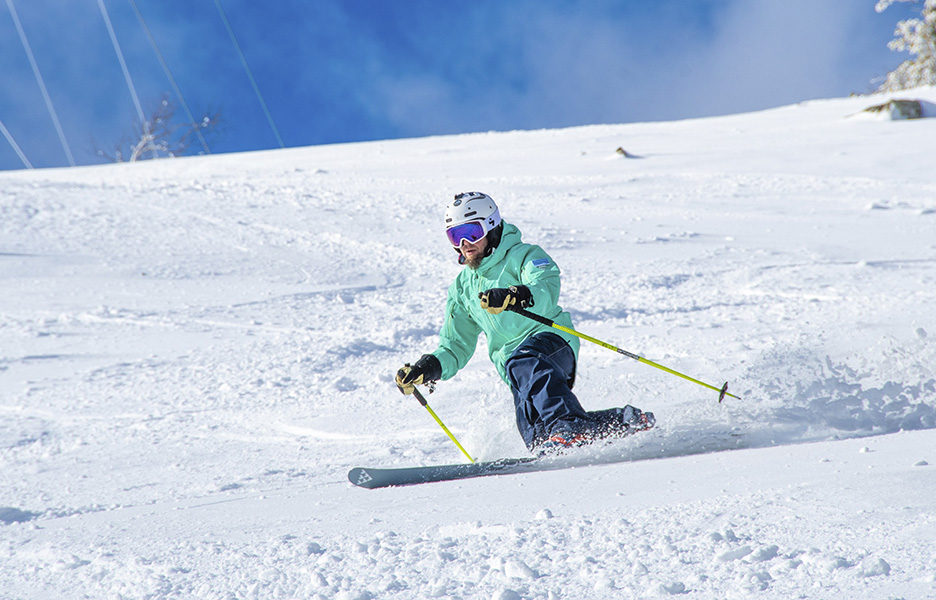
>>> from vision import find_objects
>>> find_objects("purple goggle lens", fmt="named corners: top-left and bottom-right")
top-left (446, 221), bottom-right (486, 247)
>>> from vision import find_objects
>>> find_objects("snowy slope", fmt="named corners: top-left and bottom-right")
top-left (1, 87), bottom-right (935, 599)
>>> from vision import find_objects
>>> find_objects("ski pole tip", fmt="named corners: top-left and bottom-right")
top-left (718, 383), bottom-right (742, 402)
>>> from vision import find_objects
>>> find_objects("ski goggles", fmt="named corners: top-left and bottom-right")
top-left (445, 221), bottom-right (487, 247)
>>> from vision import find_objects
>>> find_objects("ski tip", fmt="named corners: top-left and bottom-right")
top-left (348, 467), bottom-right (376, 488)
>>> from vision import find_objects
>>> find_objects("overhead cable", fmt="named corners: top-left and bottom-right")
top-left (5, 0), bottom-right (75, 166)
top-left (0, 117), bottom-right (34, 169)
top-left (213, 0), bottom-right (285, 148)
top-left (97, 0), bottom-right (146, 126)
top-left (128, 0), bottom-right (211, 155)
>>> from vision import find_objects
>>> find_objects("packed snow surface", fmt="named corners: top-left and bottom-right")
top-left (2, 88), bottom-right (935, 599)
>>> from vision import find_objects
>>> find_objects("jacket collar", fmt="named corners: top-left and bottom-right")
top-left (472, 222), bottom-right (520, 276)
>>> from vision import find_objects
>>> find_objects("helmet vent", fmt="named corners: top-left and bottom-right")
top-left (464, 210), bottom-right (477, 218)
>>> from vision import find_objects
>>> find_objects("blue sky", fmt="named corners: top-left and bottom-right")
top-left (0, 0), bottom-right (920, 171)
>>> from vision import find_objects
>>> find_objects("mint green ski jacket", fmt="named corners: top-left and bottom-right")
top-left (430, 222), bottom-right (580, 385)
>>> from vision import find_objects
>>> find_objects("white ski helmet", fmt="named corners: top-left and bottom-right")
top-left (444, 191), bottom-right (501, 247)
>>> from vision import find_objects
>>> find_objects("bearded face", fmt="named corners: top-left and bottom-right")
top-left (460, 236), bottom-right (488, 270)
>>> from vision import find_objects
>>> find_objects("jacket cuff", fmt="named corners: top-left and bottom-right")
top-left (414, 353), bottom-right (443, 382)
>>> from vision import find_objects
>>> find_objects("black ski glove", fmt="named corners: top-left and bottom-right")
top-left (395, 354), bottom-right (442, 395)
top-left (479, 285), bottom-right (534, 315)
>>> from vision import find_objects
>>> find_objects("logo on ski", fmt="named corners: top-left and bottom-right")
top-left (355, 469), bottom-right (373, 485)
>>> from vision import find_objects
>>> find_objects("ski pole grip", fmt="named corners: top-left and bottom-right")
top-left (412, 387), bottom-right (429, 407)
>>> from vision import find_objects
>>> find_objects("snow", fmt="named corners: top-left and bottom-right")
top-left (2, 86), bottom-right (936, 599)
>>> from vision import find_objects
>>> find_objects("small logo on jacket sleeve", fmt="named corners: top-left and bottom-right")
top-left (532, 258), bottom-right (550, 269)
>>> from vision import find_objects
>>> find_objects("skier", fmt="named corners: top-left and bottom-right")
top-left (395, 191), bottom-right (655, 454)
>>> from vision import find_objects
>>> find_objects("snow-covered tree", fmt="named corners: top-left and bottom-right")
top-left (876, 0), bottom-right (936, 91)
top-left (96, 94), bottom-right (220, 163)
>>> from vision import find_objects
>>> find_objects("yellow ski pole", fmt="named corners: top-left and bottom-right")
top-left (412, 387), bottom-right (475, 463)
top-left (513, 307), bottom-right (740, 402)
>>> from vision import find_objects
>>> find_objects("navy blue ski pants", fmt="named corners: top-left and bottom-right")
top-left (506, 332), bottom-right (637, 450)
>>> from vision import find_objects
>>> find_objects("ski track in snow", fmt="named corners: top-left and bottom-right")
top-left (1, 88), bottom-right (935, 599)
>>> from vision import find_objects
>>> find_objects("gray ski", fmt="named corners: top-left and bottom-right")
top-left (349, 457), bottom-right (539, 489)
